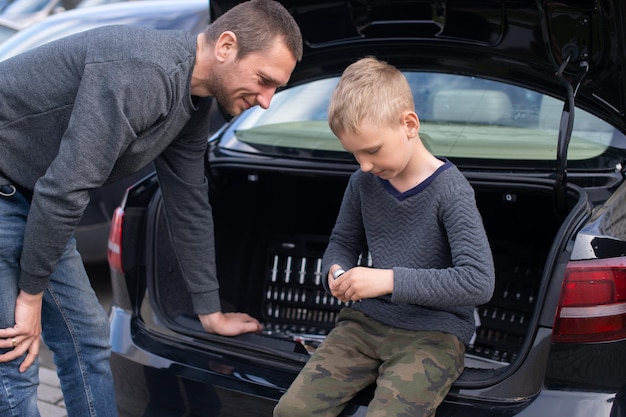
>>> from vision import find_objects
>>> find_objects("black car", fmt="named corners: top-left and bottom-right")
top-left (0, 0), bottom-right (213, 263)
top-left (107, 1), bottom-right (626, 416)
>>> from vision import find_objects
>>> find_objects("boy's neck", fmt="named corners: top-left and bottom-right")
top-left (389, 151), bottom-right (444, 193)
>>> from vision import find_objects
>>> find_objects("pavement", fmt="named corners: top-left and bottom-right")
top-left (38, 262), bottom-right (112, 417)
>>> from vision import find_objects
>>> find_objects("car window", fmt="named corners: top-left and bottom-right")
top-left (231, 72), bottom-right (625, 168)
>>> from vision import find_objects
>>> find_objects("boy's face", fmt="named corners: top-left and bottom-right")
top-left (338, 113), bottom-right (418, 180)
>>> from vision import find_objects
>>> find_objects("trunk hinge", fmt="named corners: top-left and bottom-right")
top-left (553, 54), bottom-right (589, 215)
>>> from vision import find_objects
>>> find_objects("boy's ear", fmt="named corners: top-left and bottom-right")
top-left (403, 111), bottom-right (420, 138)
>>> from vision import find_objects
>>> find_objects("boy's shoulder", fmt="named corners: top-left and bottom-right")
top-left (435, 162), bottom-right (472, 187)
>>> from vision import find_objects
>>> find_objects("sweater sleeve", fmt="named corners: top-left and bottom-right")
top-left (321, 171), bottom-right (366, 293)
top-left (391, 184), bottom-right (495, 307)
top-left (153, 97), bottom-right (219, 315)
top-left (19, 61), bottom-right (171, 294)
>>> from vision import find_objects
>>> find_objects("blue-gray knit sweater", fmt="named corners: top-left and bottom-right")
top-left (0, 26), bottom-right (221, 314)
top-left (322, 161), bottom-right (495, 344)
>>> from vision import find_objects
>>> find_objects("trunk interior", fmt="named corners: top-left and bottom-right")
top-left (150, 165), bottom-right (573, 379)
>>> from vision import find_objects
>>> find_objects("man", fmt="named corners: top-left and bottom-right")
top-left (0, 0), bottom-right (303, 415)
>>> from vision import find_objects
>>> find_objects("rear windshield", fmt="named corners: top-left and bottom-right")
top-left (227, 72), bottom-right (626, 170)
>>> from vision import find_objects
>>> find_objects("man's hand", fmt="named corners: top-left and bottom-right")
top-left (328, 266), bottom-right (394, 303)
top-left (0, 290), bottom-right (43, 372)
top-left (199, 311), bottom-right (262, 336)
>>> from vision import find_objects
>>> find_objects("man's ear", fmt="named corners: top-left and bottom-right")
top-left (214, 31), bottom-right (238, 63)
top-left (403, 111), bottom-right (420, 138)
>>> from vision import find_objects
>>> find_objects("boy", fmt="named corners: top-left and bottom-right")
top-left (274, 57), bottom-right (495, 417)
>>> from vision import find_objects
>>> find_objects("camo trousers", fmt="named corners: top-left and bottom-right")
top-left (274, 308), bottom-right (465, 417)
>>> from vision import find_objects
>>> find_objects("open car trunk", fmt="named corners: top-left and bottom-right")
top-left (148, 164), bottom-right (586, 388)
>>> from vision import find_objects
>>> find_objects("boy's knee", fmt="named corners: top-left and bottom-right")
top-left (273, 396), bottom-right (291, 417)
top-left (274, 394), bottom-right (307, 417)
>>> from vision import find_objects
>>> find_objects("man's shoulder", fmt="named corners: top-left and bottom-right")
top-left (104, 25), bottom-right (191, 45)
top-left (76, 25), bottom-right (195, 63)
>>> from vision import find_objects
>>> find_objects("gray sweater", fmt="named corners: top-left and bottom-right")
top-left (322, 161), bottom-right (495, 344)
top-left (0, 25), bottom-right (221, 314)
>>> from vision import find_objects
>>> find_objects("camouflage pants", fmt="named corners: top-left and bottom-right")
top-left (274, 308), bottom-right (464, 417)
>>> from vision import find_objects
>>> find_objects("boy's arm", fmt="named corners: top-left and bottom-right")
top-left (392, 187), bottom-right (495, 307)
top-left (321, 173), bottom-right (366, 293)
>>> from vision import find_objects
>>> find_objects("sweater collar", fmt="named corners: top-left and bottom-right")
top-left (379, 158), bottom-right (452, 201)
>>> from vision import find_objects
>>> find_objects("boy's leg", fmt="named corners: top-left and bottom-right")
top-left (274, 308), bottom-right (383, 417)
top-left (42, 237), bottom-right (117, 417)
top-left (367, 329), bottom-right (465, 417)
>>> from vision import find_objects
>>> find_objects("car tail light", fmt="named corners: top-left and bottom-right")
top-left (107, 207), bottom-right (125, 273)
top-left (553, 257), bottom-right (626, 343)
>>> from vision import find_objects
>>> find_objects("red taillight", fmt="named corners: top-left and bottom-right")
top-left (553, 257), bottom-right (626, 343)
top-left (107, 207), bottom-right (125, 273)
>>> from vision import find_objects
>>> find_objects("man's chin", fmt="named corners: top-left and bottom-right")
top-left (216, 101), bottom-right (235, 122)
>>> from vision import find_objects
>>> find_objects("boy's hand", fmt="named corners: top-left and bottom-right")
top-left (328, 266), bottom-right (393, 302)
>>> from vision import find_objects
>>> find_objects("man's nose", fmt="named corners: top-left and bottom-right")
top-left (257, 87), bottom-right (276, 109)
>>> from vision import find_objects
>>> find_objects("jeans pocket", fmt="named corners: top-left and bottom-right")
top-left (0, 184), bottom-right (17, 198)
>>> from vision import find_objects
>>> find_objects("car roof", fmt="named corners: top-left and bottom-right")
top-left (215, 0), bottom-right (626, 135)
top-left (0, 0), bottom-right (209, 60)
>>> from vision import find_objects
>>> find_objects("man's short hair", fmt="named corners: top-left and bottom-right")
top-left (204, 0), bottom-right (303, 62)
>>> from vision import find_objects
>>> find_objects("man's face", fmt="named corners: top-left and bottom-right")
top-left (208, 41), bottom-right (296, 116)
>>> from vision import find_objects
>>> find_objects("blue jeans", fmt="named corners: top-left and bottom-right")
top-left (0, 187), bottom-right (117, 416)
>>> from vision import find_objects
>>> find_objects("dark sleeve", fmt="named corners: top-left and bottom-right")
top-left (153, 97), bottom-right (220, 315)
top-left (321, 171), bottom-right (367, 293)
top-left (392, 184), bottom-right (495, 307)
top-left (19, 61), bottom-right (171, 294)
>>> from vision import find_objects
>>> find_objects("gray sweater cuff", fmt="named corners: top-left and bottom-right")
top-left (19, 270), bottom-right (49, 295)
top-left (191, 289), bottom-right (222, 315)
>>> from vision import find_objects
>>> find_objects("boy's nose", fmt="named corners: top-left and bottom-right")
top-left (359, 159), bottom-right (374, 173)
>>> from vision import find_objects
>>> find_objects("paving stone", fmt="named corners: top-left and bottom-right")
top-left (38, 400), bottom-right (67, 417)
top-left (38, 381), bottom-right (64, 404)
top-left (39, 366), bottom-right (61, 388)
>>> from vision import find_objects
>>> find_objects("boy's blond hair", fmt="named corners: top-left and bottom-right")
top-left (328, 57), bottom-right (415, 137)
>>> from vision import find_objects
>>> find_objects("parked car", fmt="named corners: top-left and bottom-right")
top-left (0, 0), bottom-right (69, 28)
top-left (0, 0), bottom-right (214, 263)
top-left (107, 1), bottom-right (626, 416)
top-left (0, 17), bottom-right (19, 43)
top-left (0, 0), bottom-right (138, 28)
